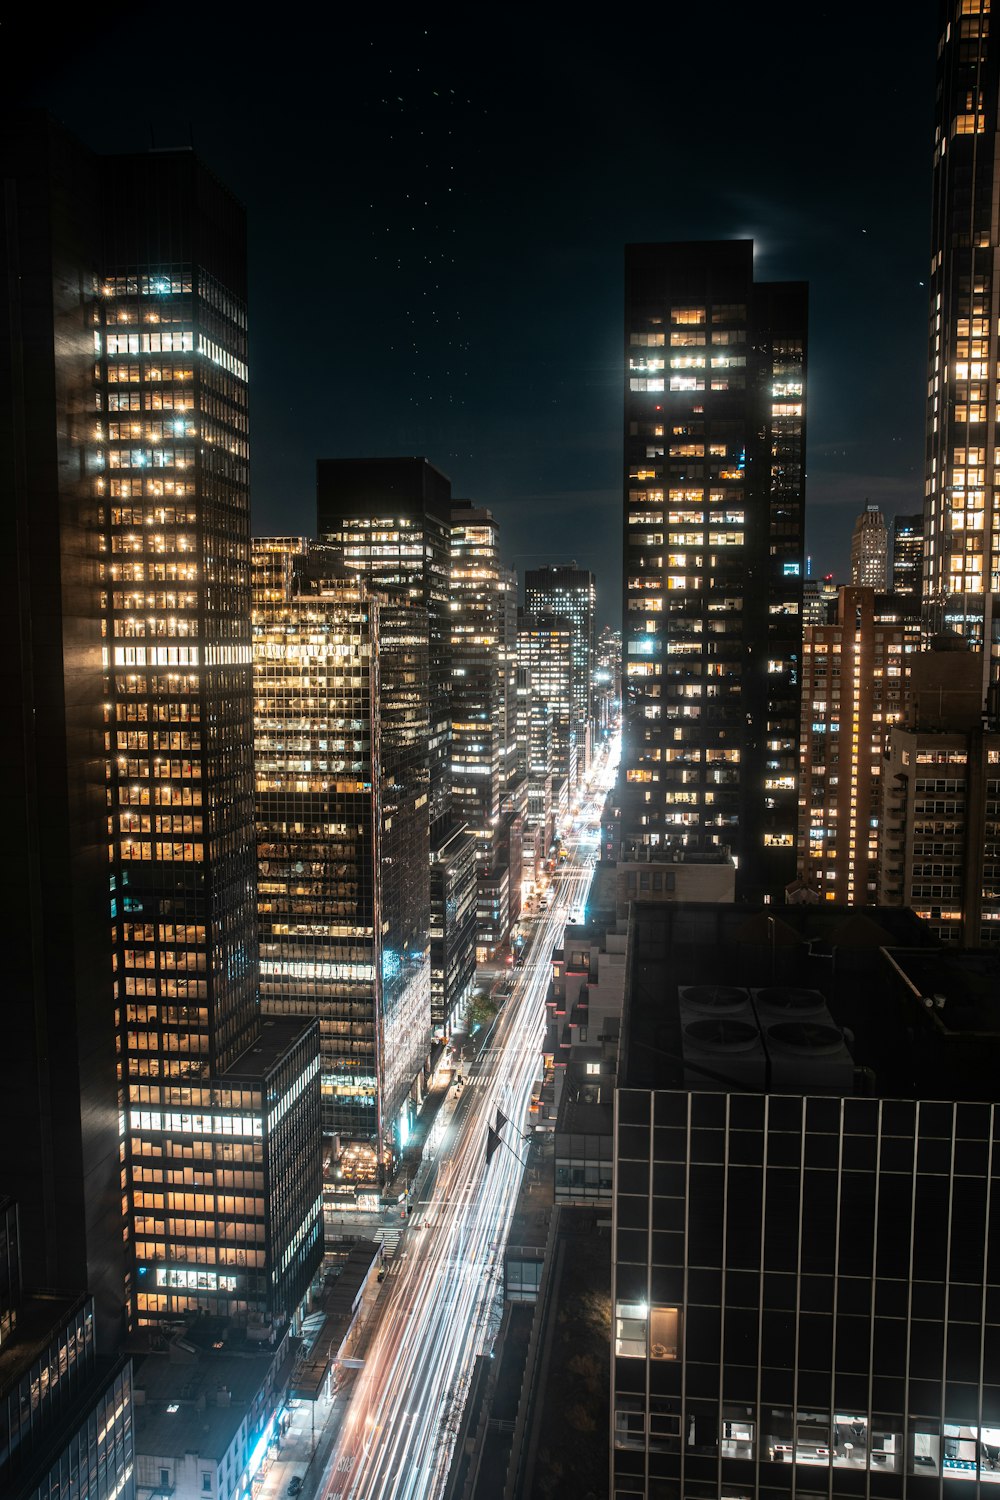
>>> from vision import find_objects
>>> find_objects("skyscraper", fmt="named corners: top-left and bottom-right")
top-left (317, 457), bottom-right (451, 835)
top-left (450, 503), bottom-right (526, 957)
top-left (3, 114), bottom-right (323, 1331)
top-left (518, 609), bottom-right (576, 791)
top-left (621, 241), bottom-right (807, 899)
top-left (450, 503), bottom-right (505, 859)
top-left (925, 0), bottom-right (1000, 681)
top-left (880, 638), bottom-right (1000, 946)
top-left (797, 587), bottom-right (919, 905)
top-left (315, 456), bottom-right (473, 1032)
top-left (850, 502), bottom-right (890, 588)
top-left (892, 511), bottom-right (924, 596)
top-left (524, 564), bottom-right (597, 760)
top-left (252, 538), bottom-right (433, 1159)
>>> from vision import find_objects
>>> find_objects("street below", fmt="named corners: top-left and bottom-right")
top-left (308, 743), bottom-right (616, 1500)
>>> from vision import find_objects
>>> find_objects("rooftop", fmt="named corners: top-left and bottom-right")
top-left (225, 1016), bottom-right (317, 1083)
top-left (132, 1332), bottom-right (283, 1462)
top-left (620, 902), bottom-right (1000, 1102)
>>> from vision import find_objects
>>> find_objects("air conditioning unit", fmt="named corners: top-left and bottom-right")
top-left (751, 986), bottom-right (828, 1021)
top-left (752, 987), bottom-right (854, 1094)
top-left (678, 986), bottom-right (766, 1091)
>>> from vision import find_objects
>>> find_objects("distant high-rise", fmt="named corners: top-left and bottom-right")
top-left (498, 564), bottom-right (521, 793)
top-left (892, 511), bottom-right (924, 596)
top-left (317, 457), bottom-right (452, 835)
top-left (518, 609), bottom-right (576, 791)
top-left (316, 456), bottom-right (475, 1032)
top-left (802, 575), bottom-right (839, 627)
top-left (925, 0), bottom-right (1000, 682)
top-left (516, 664), bottom-right (555, 846)
top-left (880, 639), bottom-right (1000, 947)
top-left (850, 502), bottom-right (889, 589)
top-left (621, 241), bottom-right (806, 899)
top-left (797, 587), bottom-right (919, 905)
top-left (450, 503), bottom-right (505, 858)
top-left (524, 564), bottom-right (596, 759)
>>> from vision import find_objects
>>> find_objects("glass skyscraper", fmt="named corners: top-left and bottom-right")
top-left (924, 0), bottom-right (1000, 680)
top-left (253, 539), bottom-right (432, 1162)
top-left (621, 240), bottom-right (807, 900)
top-left (450, 503), bottom-right (505, 858)
top-left (316, 456), bottom-right (472, 1036)
top-left (3, 117), bottom-right (323, 1331)
top-left (524, 564), bottom-right (597, 745)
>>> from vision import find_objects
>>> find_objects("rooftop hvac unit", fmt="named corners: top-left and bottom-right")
top-left (679, 1014), bottom-right (767, 1092)
top-left (677, 984), bottom-right (750, 1015)
top-left (761, 1018), bottom-right (855, 1096)
top-left (751, 986), bottom-right (827, 1021)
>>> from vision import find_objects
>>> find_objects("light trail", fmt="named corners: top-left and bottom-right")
top-left (322, 737), bottom-right (620, 1500)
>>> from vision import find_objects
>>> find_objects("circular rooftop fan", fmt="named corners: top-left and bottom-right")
top-left (683, 1018), bottom-right (760, 1052)
top-left (766, 1021), bottom-right (844, 1054)
top-left (680, 985), bottom-right (746, 1010)
top-left (755, 987), bottom-right (825, 1014)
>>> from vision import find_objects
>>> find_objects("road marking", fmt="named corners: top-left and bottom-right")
top-left (374, 1227), bottom-right (402, 1258)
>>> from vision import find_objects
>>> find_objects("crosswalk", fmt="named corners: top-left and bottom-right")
top-left (373, 1226), bottom-right (402, 1258)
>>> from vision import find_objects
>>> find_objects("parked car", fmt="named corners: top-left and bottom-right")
top-left (287, 1478), bottom-right (303, 1497)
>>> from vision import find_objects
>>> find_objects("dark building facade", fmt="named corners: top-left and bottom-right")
top-left (613, 901), bottom-right (1000, 1499)
top-left (893, 512), bottom-right (925, 597)
top-left (1, 111), bottom-right (124, 1349)
top-left (429, 820), bottom-right (478, 1036)
top-left (0, 1199), bottom-right (134, 1500)
top-left (621, 241), bottom-right (806, 900)
top-left (880, 641), bottom-right (1000, 948)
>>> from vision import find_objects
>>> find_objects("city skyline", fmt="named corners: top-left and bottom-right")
top-left (15, 5), bottom-right (939, 627)
top-left (10, 7), bottom-right (1000, 1499)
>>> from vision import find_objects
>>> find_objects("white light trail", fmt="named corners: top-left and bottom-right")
top-left (323, 737), bottom-right (620, 1500)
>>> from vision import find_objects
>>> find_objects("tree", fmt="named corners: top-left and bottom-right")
top-left (465, 989), bottom-right (499, 1032)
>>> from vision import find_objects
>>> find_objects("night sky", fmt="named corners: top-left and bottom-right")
top-left (18, 3), bottom-right (938, 628)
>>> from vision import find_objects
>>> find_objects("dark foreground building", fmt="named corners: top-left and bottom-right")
top-left (0, 1199), bottom-right (134, 1500)
top-left (620, 242), bottom-right (806, 900)
top-left (613, 901), bottom-right (1000, 1498)
top-left (1, 111), bottom-right (124, 1347)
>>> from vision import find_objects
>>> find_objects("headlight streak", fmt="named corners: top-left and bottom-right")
top-left (325, 752), bottom-right (618, 1500)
